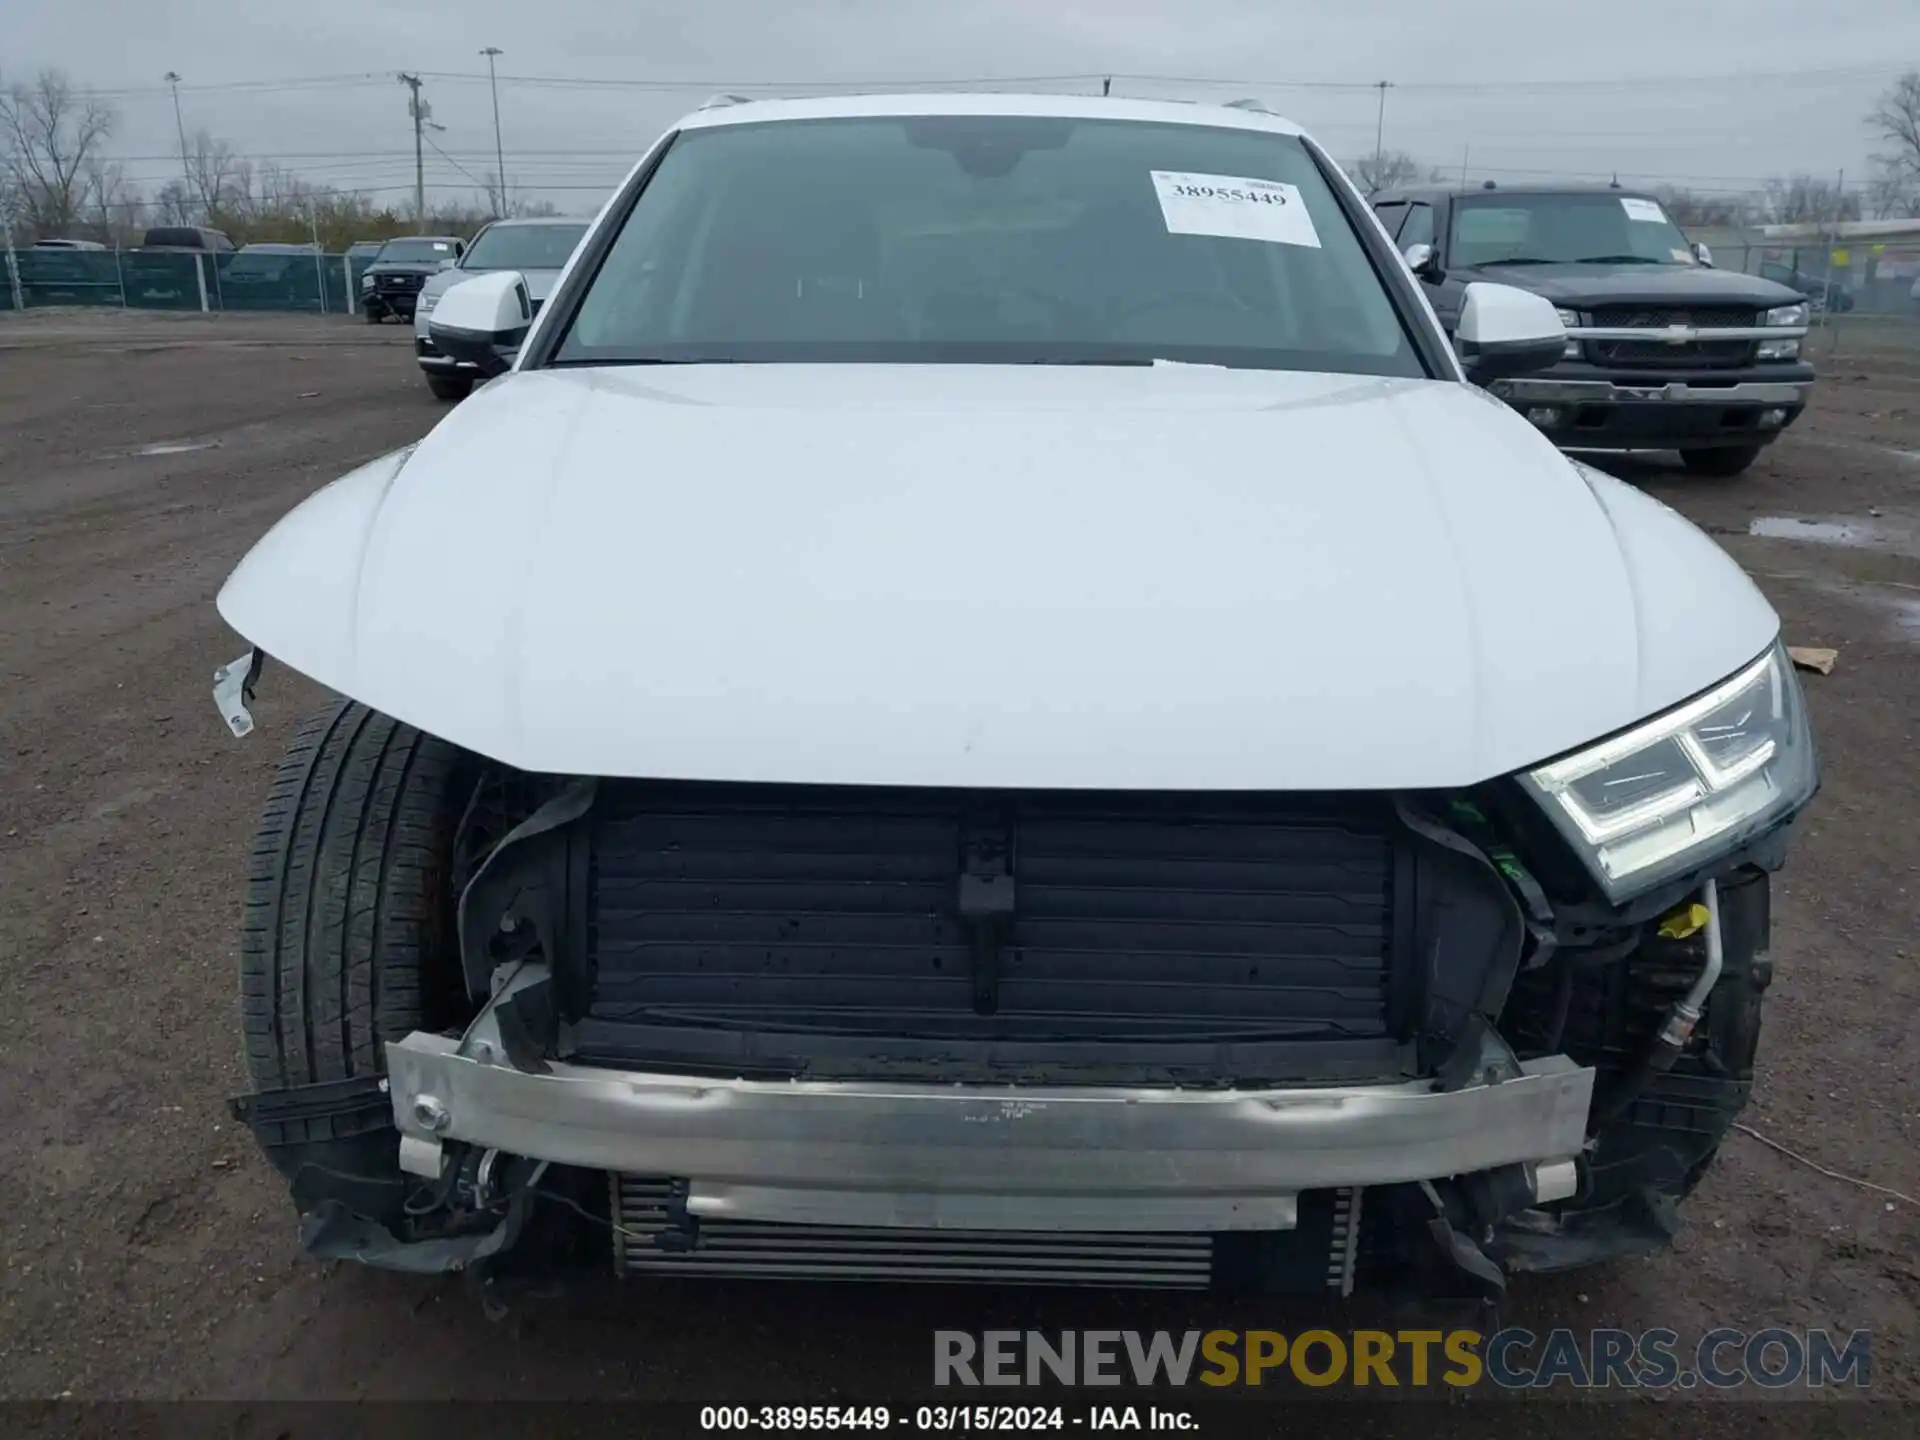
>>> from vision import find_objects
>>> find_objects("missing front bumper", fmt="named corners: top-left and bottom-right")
top-left (385, 1030), bottom-right (1592, 1233)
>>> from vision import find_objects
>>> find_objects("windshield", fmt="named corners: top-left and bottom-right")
top-left (553, 115), bottom-right (1421, 375)
top-left (376, 238), bottom-right (457, 264)
top-left (465, 222), bottom-right (588, 271)
top-left (1450, 193), bottom-right (1695, 267)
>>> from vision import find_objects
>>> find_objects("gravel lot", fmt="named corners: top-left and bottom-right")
top-left (2, 310), bottom-right (1916, 1427)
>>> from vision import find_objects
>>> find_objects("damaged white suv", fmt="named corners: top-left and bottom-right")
top-left (214, 93), bottom-right (1816, 1301)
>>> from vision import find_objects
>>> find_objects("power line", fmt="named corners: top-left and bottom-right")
top-left (422, 134), bottom-right (488, 190)
top-left (81, 59), bottom-right (1907, 102)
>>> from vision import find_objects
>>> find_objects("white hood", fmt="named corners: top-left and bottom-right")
top-left (217, 364), bottom-right (1777, 790)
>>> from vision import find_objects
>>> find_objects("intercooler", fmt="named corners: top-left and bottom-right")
top-left (609, 1177), bottom-right (1218, 1286)
top-left (569, 782), bottom-right (1413, 1087)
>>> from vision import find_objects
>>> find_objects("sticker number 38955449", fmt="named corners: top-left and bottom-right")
top-left (1150, 171), bottom-right (1323, 248)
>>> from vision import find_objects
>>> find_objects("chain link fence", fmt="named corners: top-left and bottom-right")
top-left (0, 246), bottom-right (380, 315)
top-left (1687, 223), bottom-right (1920, 363)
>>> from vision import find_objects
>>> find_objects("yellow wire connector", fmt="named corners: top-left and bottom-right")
top-left (1658, 902), bottom-right (1711, 940)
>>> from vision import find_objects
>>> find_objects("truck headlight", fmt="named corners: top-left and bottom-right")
top-left (1756, 338), bottom-right (1800, 361)
top-left (1554, 308), bottom-right (1581, 359)
top-left (417, 291), bottom-right (438, 316)
top-left (1519, 642), bottom-right (1815, 901)
top-left (360, 275), bottom-right (374, 291)
top-left (1764, 303), bottom-right (1808, 328)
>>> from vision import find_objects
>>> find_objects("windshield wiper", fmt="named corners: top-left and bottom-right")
top-left (1474, 257), bottom-right (1559, 266)
top-left (1571, 254), bottom-right (1667, 265)
top-left (550, 356), bottom-right (739, 367)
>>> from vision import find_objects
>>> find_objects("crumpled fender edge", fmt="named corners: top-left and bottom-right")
top-left (214, 444), bottom-right (417, 701)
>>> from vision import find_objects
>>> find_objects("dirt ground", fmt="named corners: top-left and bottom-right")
top-left (2, 309), bottom-right (1917, 1428)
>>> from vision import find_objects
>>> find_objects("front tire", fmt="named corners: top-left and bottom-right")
top-left (1680, 444), bottom-right (1763, 477)
top-left (239, 702), bottom-right (473, 1215)
top-left (426, 372), bottom-right (473, 402)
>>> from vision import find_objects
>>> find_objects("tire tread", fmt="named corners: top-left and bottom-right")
top-left (240, 700), bottom-right (467, 1092)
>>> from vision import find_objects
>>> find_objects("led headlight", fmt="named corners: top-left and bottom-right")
top-left (1764, 303), bottom-right (1809, 328)
top-left (1519, 642), bottom-right (1815, 901)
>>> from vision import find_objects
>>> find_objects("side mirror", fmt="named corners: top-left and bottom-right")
top-left (1402, 242), bottom-right (1442, 280)
top-left (1454, 282), bottom-right (1567, 384)
top-left (428, 271), bottom-right (531, 379)
top-left (1692, 242), bottom-right (1715, 269)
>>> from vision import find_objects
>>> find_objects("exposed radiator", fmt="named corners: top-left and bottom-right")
top-left (575, 782), bottom-right (1407, 1085)
top-left (609, 1176), bottom-right (1215, 1288)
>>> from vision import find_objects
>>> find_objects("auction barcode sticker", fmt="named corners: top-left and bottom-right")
top-left (1150, 171), bottom-right (1322, 248)
top-left (1620, 196), bottom-right (1668, 224)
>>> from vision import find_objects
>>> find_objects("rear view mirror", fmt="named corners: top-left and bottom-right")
top-left (1401, 242), bottom-right (1441, 280)
top-left (1454, 282), bottom-right (1567, 384)
top-left (428, 271), bottom-right (531, 379)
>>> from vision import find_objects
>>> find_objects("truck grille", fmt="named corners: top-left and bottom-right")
top-left (573, 782), bottom-right (1407, 1085)
top-left (610, 1177), bottom-right (1215, 1286)
top-left (1586, 305), bottom-right (1757, 369)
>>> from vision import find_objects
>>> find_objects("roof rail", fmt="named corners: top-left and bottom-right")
top-left (1224, 98), bottom-right (1273, 114)
top-left (697, 93), bottom-right (755, 111)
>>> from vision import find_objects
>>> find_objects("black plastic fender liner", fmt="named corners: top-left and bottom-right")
top-left (456, 778), bottom-right (597, 1002)
top-left (1392, 800), bottom-right (1530, 1082)
top-left (298, 1188), bottom-right (535, 1275)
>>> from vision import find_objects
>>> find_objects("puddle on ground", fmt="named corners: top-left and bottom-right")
top-left (1808, 579), bottom-right (1920, 645)
top-left (1864, 590), bottom-right (1920, 641)
top-left (132, 439), bottom-right (220, 457)
top-left (1748, 514), bottom-right (1918, 557)
top-left (1750, 516), bottom-right (1876, 546)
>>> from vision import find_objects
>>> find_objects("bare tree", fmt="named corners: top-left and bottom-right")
top-left (482, 170), bottom-right (509, 219)
top-left (1762, 174), bottom-right (1861, 225)
top-left (83, 156), bottom-right (138, 242)
top-left (1866, 70), bottom-right (1920, 218)
top-left (0, 69), bottom-right (117, 237)
top-left (1345, 150), bottom-right (1436, 194)
top-left (182, 129), bottom-right (244, 217)
top-left (151, 178), bottom-right (196, 226)
top-left (1652, 186), bottom-right (1752, 228)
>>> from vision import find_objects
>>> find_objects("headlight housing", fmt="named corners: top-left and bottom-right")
top-left (1764, 303), bottom-right (1809, 328)
top-left (1554, 308), bottom-right (1581, 359)
top-left (1519, 642), bottom-right (1815, 901)
top-left (360, 274), bottom-right (374, 291)
top-left (418, 290), bottom-right (439, 316)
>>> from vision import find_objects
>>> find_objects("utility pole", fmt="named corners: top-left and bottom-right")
top-left (1372, 80), bottom-right (1392, 177)
top-left (399, 72), bottom-right (427, 232)
top-left (165, 72), bottom-right (192, 218)
top-left (481, 47), bottom-right (507, 217)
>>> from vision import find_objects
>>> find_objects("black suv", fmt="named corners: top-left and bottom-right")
top-left (360, 235), bottom-right (464, 323)
top-left (1371, 183), bottom-right (1814, 476)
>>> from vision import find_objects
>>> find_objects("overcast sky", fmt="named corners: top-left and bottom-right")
top-left (13, 0), bottom-right (1919, 215)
